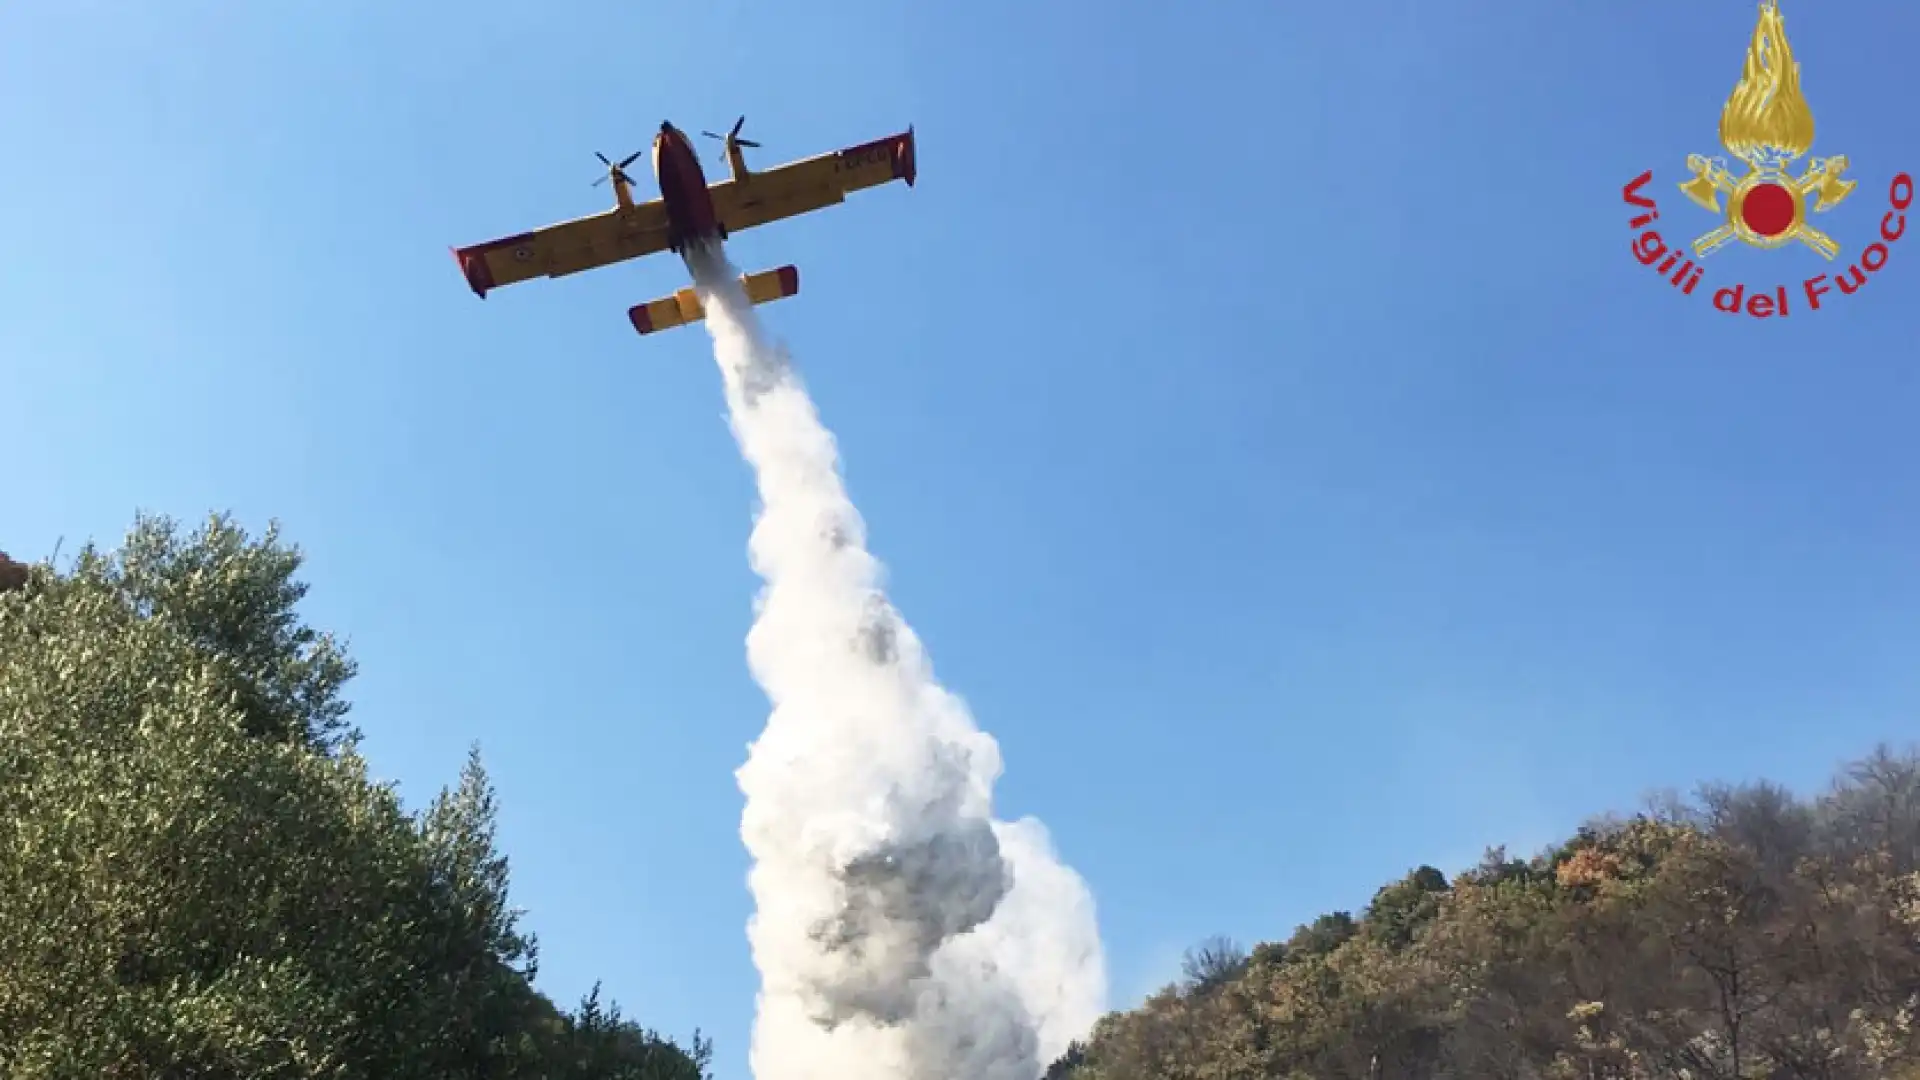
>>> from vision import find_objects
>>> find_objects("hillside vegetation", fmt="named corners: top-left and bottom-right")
top-left (10, 513), bottom-right (1919, 1080)
top-left (0, 513), bottom-right (710, 1079)
top-left (1049, 750), bottom-right (1920, 1080)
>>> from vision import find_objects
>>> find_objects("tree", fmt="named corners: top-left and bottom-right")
top-left (1041, 1039), bottom-right (1088, 1080)
top-left (1285, 911), bottom-right (1358, 961)
top-left (33, 513), bottom-right (359, 750)
top-left (1362, 867), bottom-right (1449, 952)
top-left (1064, 745), bottom-right (1920, 1080)
top-left (555, 983), bottom-right (713, 1080)
top-left (1181, 935), bottom-right (1249, 994)
top-left (0, 512), bottom-right (708, 1078)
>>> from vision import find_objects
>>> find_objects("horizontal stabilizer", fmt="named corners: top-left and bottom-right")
top-left (628, 265), bottom-right (800, 336)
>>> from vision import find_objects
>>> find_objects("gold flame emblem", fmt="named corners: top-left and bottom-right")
top-left (1678, 1), bottom-right (1857, 260)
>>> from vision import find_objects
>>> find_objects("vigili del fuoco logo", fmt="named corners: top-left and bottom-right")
top-left (1622, 1), bottom-right (1910, 317)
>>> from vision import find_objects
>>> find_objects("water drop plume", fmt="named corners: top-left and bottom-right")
top-left (685, 243), bottom-right (1106, 1080)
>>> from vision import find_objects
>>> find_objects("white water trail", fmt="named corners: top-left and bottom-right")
top-left (686, 243), bottom-right (1106, 1080)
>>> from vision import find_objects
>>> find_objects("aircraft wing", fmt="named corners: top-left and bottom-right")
top-left (712, 128), bottom-right (916, 236)
top-left (453, 198), bottom-right (673, 298)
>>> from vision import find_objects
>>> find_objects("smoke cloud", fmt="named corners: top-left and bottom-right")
top-left (686, 243), bottom-right (1106, 1080)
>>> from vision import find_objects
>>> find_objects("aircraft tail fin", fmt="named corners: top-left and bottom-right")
top-left (629, 264), bottom-right (799, 336)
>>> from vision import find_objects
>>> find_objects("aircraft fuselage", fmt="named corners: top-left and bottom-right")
top-left (651, 122), bottom-right (722, 249)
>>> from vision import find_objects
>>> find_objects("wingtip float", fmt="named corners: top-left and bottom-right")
top-left (451, 117), bottom-right (916, 336)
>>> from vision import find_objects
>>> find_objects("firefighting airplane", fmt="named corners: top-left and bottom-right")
top-left (451, 116), bottom-right (917, 336)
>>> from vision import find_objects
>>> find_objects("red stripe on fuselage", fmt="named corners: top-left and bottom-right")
top-left (654, 126), bottom-right (718, 243)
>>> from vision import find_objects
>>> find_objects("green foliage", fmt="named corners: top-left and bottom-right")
top-left (1180, 936), bottom-right (1249, 995)
top-left (555, 983), bottom-right (714, 1080)
top-left (1360, 866), bottom-right (1448, 951)
top-left (0, 513), bottom-right (711, 1079)
top-left (1061, 745), bottom-right (1920, 1080)
top-left (1284, 911), bottom-right (1357, 962)
top-left (1041, 1039), bottom-right (1087, 1080)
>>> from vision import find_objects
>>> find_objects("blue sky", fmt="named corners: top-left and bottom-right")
top-left (4, 0), bottom-right (1918, 1075)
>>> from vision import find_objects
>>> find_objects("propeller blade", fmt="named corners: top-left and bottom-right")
top-left (735, 138), bottom-right (760, 148)
top-left (700, 131), bottom-right (723, 140)
top-left (596, 150), bottom-right (613, 165)
top-left (730, 114), bottom-right (745, 138)
top-left (592, 175), bottom-right (608, 186)
top-left (619, 150), bottom-right (644, 168)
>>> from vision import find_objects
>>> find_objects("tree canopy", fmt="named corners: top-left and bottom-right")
top-left (0, 512), bottom-right (712, 1080)
top-left (1049, 749), bottom-right (1920, 1080)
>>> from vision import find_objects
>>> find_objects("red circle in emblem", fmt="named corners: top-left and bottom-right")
top-left (1741, 183), bottom-right (1796, 237)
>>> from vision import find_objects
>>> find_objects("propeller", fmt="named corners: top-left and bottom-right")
top-left (592, 149), bottom-right (644, 187)
top-left (700, 115), bottom-right (760, 161)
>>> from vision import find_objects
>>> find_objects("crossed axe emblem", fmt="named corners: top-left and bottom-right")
top-left (1679, 153), bottom-right (1858, 260)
